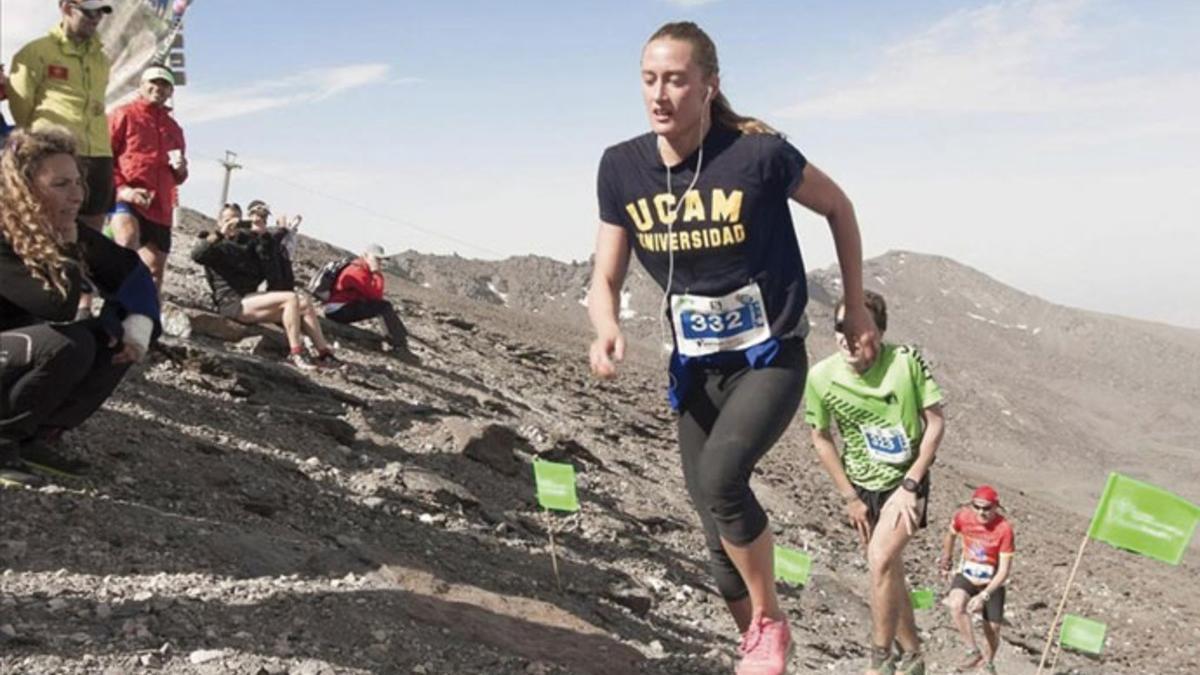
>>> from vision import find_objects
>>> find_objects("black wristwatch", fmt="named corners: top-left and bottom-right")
top-left (901, 477), bottom-right (920, 493)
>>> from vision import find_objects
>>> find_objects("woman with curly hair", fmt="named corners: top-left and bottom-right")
top-left (0, 127), bottom-right (159, 487)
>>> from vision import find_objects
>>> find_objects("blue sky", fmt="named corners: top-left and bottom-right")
top-left (4, 0), bottom-right (1200, 328)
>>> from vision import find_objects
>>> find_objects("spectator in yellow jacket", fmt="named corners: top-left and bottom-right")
top-left (7, 1), bottom-right (115, 231)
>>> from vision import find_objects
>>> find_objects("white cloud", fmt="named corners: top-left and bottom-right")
top-left (663, 0), bottom-right (722, 7)
top-left (176, 63), bottom-right (400, 124)
top-left (777, 0), bottom-right (1200, 124)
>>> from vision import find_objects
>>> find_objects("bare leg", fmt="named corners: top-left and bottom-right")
top-left (138, 244), bottom-right (167, 292)
top-left (237, 292), bottom-right (302, 351)
top-left (867, 499), bottom-right (919, 661)
top-left (947, 589), bottom-right (982, 669)
top-left (297, 296), bottom-right (330, 352)
top-left (110, 212), bottom-right (140, 248)
top-left (981, 621), bottom-right (1001, 664)
top-left (720, 528), bottom-right (783, 622)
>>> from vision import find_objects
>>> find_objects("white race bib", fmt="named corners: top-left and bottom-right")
top-left (861, 425), bottom-right (913, 465)
top-left (962, 560), bottom-right (995, 584)
top-left (670, 282), bottom-right (772, 357)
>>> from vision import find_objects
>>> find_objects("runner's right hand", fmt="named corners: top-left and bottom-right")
top-left (939, 554), bottom-right (953, 579)
top-left (846, 496), bottom-right (870, 546)
top-left (589, 328), bottom-right (625, 379)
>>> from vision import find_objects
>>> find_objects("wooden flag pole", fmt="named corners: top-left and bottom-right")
top-left (1037, 534), bottom-right (1090, 674)
top-left (542, 507), bottom-right (563, 592)
top-left (1048, 637), bottom-right (1064, 674)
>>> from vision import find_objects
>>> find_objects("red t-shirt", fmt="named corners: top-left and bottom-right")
top-left (952, 508), bottom-right (1015, 585)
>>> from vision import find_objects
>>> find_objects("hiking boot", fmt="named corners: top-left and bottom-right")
top-left (736, 614), bottom-right (793, 675)
top-left (285, 352), bottom-right (318, 370)
top-left (20, 439), bottom-right (89, 478)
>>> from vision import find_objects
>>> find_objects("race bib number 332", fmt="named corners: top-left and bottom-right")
top-left (670, 282), bottom-right (771, 357)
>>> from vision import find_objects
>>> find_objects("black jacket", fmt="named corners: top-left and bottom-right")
top-left (1, 225), bottom-right (160, 339)
top-left (191, 229), bottom-right (267, 307)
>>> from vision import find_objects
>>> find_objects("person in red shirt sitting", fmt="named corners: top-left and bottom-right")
top-left (108, 65), bottom-right (188, 292)
top-left (324, 244), bottom-right (412, 357)
top-left (940, 485), bottom-right (1015, 674)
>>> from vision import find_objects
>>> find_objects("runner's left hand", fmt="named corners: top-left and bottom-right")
top-left (891, 488), bottom-right (920, 536)
top-left (966, 594), bottom-right (986, 614)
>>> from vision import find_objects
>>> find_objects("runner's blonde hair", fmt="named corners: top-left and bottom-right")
top-left (0, 128), bottom-right (80, 298)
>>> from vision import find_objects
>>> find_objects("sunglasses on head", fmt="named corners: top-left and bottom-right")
top-left (71, 4), bottom-right (108, 20)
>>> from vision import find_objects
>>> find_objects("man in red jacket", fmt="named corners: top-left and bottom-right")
top-left (109, 65), bottom-right (188, 292)
top-left (325, 244), bottom-right (412, 356)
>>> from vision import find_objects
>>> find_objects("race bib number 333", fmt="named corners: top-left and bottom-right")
top-left (670, 282), bottom-right (771, 357)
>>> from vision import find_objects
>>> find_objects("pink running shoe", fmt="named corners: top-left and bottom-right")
top-left (736, 614), bottom-right (793, 675)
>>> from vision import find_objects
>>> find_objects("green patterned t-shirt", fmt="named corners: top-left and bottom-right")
top-left (804, 343), bottom-right (944, 491)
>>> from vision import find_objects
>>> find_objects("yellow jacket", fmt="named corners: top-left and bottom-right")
top-left (7, 24), bottom-right (112, 157)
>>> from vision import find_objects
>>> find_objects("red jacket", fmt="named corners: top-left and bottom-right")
top-left (109, 98), bottom-right (186, 226)
top-left (328, 259), bottom-right (385, 305)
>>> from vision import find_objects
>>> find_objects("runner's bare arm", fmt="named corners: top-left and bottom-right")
top-left (587, 222), bottom-right (631, 378)
top-left (812, 428), bottom-right (870, 544)
top-left (790, 163), bottom-right (876, 357)
top-left (940, 525), bottom-right (958, 574)
top-left (906, 403), bottom-right (945, 484)
top-left (982, 553), bottom-right (1013, 596)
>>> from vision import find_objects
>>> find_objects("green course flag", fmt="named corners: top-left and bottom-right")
top-left (910, 587), bottom-right (935, 610)
top-left (1087, 473), bottom-right (1200, 565)
top-left (1059, 614), bottom-right (1106, 655)
top-left (533, 460), bottom-right (579, 512)
top-left (774, 546), bottom-right (811, 586)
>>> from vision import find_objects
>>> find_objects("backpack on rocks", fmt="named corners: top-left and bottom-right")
top-left (307, 257), bottom-right (355, 302)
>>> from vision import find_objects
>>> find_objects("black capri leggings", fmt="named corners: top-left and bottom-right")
top-left (677, 337), bottom-right (807, 600)
top-left (1, 322), bottom-right (130, 444)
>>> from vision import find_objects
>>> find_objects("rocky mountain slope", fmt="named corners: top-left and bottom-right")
top-left (1, 209), bottom-right (1197, 674)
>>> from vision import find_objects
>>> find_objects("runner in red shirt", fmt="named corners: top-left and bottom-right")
top-left (109, 65), bottom-right (188, 292)
top-left (940, 485), bottom-right (1015, 673)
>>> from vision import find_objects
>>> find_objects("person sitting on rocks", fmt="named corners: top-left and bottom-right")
top-left (322, 244), bottom-right (412, 356)
top-left (245, 199), bottom-right (298, 292)
top-left (190, 211), bottom-right (337, 371)
top-left (1, 128), bottom-right (160, 487)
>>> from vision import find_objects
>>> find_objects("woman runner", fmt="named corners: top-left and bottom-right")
top-left (587, 21), bottom-right (877, 675)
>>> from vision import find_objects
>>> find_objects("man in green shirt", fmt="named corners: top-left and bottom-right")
top-left (805, 290), bottom-right (946, 675)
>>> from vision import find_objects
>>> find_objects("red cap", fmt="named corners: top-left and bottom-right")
top-left (972, 485), bottom-right (999, 505)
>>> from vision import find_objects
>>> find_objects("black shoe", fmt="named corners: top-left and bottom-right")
top-left (0, 448), bottom-right (46, 488)
top-left (20, 439), bottom-right (89, 478)
top-left (313, 351), bottom-right (344, 369)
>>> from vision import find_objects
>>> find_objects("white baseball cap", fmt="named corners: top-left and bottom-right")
top-left (142, 66), bottom-right (176, 86)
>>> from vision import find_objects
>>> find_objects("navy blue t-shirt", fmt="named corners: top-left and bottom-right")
top-left (597, 125), bottom-right (809, 339)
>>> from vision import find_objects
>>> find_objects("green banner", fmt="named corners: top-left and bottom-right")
top-left (1087, 473), bottom-right (1199, 565)
top-left (1060, 614), bottom-right (1106, 655)
top-left (533, 460), bottom-right (579, 512)
top-left (774, 546), bottom-right (811, 586)
top-left (910, 587), bottom-right (935, 610)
